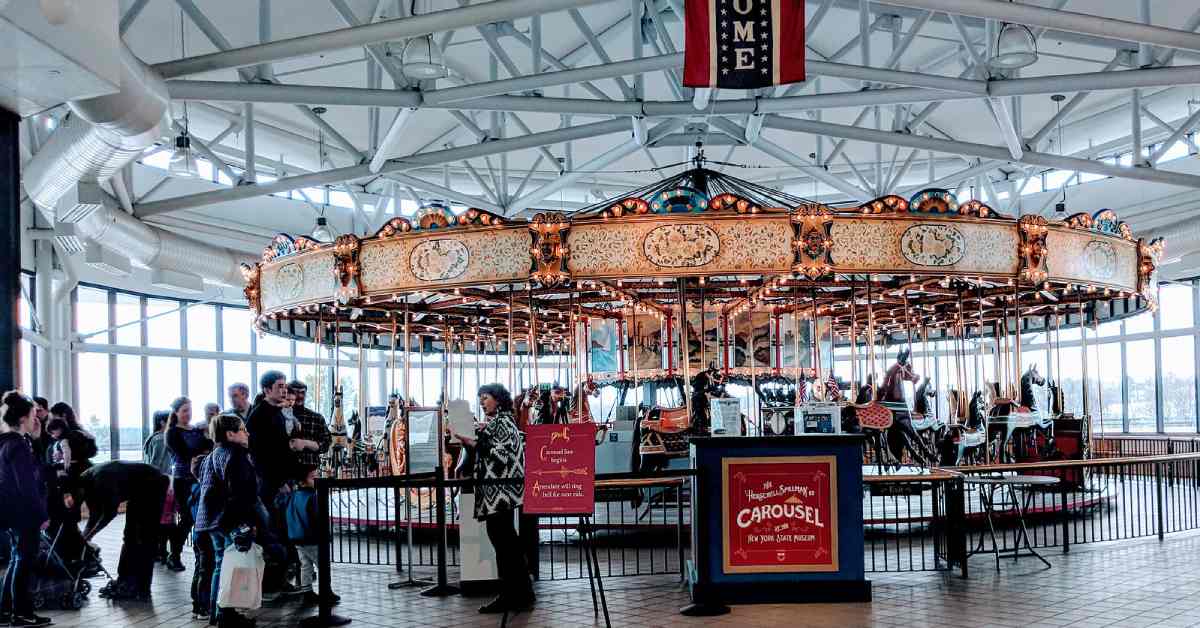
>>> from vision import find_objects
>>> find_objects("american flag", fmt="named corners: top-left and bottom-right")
top-left (683, 0), bottom-right (806, 90)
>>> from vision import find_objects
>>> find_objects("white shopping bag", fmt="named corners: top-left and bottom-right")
top-left (218, 544), bottom-right (265, 610)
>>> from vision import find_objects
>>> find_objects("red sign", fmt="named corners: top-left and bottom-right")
top-left (523, 423), bottom-right (595, 515)
top-left (722, 456), bottom-right (838, 573)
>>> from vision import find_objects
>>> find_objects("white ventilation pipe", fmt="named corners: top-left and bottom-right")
top-left (22, 42), bottom-right (254, 288)
top-left (23, 43), bottom-right (168, 213)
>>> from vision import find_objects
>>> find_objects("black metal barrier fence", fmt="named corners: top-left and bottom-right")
top-left (309, 452), bottom-right (1200, 619)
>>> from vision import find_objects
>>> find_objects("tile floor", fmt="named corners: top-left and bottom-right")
top-left (19, 520), bottom-right (1200, 628)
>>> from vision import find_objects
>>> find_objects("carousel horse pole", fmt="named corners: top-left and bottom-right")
top-left (678, 278), bottom-right (694, 431)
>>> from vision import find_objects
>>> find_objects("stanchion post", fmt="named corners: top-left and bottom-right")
top-left (300, 478), bottom-right (352, 627)
top-left (1155, 462), bottom-right (1165, 541)
top-left (420, 465), bottom-right (459, 597)
top-left (948, 478), bottom-right (968, 579)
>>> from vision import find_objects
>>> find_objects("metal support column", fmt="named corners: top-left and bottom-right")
top-left (0, 108), bottom-right (18, 392)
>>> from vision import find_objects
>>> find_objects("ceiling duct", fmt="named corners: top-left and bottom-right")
top-left (84, 242), bottom-right (132, 277)
top-left (56, 180), bottom-right (113, 224)
top-left (151, 268), bottom-right (205, 294)
top-left (22, 41), bottom-right (254, 288)
top-left (52, 222), bottom-right (85, 256)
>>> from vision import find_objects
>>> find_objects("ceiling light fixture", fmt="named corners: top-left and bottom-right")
top-left (990, 6), bottom-right (1038, 70)
top-left (169, 7), bottom-right (199, 178)
top-left (400, 1), bottom-right (447, 80)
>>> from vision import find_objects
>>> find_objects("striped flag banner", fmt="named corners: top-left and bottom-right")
top-left (683, 0), bottom-right (806, 90)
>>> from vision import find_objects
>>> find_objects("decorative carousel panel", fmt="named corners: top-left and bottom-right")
top-left (828, 217), bottom-right (1019, 274)
top-left (357, 226), bottom-right (532, 294)
top-left (1044, 227), bottom-right (1139, 291)
top-left (566, 216), bottom-right (793, 277)
top-left (259, 251), bottom-right (336, 311)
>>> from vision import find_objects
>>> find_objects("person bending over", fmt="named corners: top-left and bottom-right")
top-left (63, 460), bottom-right (169, 601)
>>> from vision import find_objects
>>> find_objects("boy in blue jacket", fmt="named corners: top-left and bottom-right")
top-left (276, 465), bottom-right (340, 606)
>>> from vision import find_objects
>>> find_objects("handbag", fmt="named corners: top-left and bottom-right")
top-left (218, 543), bottom-right (265, 610)
top-left (160, 485), bottom-right (176, 526)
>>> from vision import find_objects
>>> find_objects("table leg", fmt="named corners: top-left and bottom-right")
top-left (1013, 486), bottom-right (1052, 569)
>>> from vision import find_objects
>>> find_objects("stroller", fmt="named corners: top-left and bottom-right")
top-left (28, 523), bottom-right (108, 611)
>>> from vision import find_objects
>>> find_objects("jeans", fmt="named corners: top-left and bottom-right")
top-left (484, 510), bottom-right (533, 604)
top-left (207, 531), bottom-right (232, 620)
top-left (191, 531), bottom-right (215, 614)
top-left (1, 527), bottom-right (39, 616)
top-left (170, 477), bottom-right (196, 559)
top-left (296, 545), bottom-right (319, 594)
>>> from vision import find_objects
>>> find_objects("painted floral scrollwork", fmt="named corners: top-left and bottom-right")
top-left (791, 204), bottom-right (834, 279)
top-left (529, 212), bottom-right (571, 286)
top-left (1138, 237), bottom-right (1165, 303)
top-left (1018, 215), bottom-right (1049, 284)
top-left (240, 263), bottom-right (261, 314)
top-left (332, 234), bottom-right (362, 305)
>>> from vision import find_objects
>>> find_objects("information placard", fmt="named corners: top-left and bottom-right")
top-left (721, 456), bottom-right (838, 574)
top-left (523, 423), bottom-right (595, 515)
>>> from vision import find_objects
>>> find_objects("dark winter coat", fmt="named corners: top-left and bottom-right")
top-left (0, 432), bottom-right (48, 532)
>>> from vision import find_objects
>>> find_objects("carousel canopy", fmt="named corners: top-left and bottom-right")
top-left (244, 172), bottom-right (1164, 358)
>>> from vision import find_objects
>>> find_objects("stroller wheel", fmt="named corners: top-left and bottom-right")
top-left (63, 592), bottom-right (85, 610)
top-left (77, 579), bottom-right (93, 595)
top-left (32, 592), bottom-right (46, 609)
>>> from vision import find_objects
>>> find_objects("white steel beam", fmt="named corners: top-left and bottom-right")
top-left (136, 118), bottom-right (634, 216)
top-left (511, 119), bottom-right (683, 211)
top-left (881, 0), bottom-right (1200, 55)
top-left (156, 0), bottom-right (610, 78)
top-left (369, 108), bottom-right (418, 173)
top-left (765, 115), bottom-right (1200, 189)
top-left (384, 172), bottom-right (504, 214)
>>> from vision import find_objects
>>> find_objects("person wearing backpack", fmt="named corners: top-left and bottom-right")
top-left (42, 416), bottom-right (98, 572)
top-left (275, 465), bottom-right (340, 607)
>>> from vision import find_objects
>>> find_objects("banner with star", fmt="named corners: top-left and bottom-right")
top-left (683, 0), bottom-right (806, 89)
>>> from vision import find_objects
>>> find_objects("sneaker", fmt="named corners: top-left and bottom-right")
top-left (321, 592), bottom-right (341, 606)
top-left (193, 611), bottom-right (210, 621)
top-left (166, 556), bottom-right (186, 572)
top-left (0, 611), bottom-right (11, 626)
top-left (299, 592), bottom-right (318, 606)
top-left (10, 615), bottom-right (52, 627)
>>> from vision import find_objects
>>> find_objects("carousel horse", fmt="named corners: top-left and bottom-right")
top-left (910, 377), bottom-right (945, 457)
top-left (989, 365), bottom-right (1056, 462)
top-left (875, 349), bottom-right (938, 466)
top-left (629, 376), bottom-right (702, 474)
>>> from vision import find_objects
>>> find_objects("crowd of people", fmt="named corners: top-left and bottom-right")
top-left (0, 373), bottom-right (336, 628)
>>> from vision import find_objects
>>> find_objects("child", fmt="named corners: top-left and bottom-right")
top-left (277, 465), bottom-right (340, 606)
top-left (189, 454), bottom-right (215, 621)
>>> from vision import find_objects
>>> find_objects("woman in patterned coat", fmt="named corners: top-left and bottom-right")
top-left (449, 383), bottom-right (534, 615)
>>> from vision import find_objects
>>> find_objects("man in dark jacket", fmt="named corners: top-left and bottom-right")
top-left (287, 381), bottom-right (330, 468)
top-left (246, 370), bottom-right (300, 600)
top-left (63, 461), bottom-right (168, 600)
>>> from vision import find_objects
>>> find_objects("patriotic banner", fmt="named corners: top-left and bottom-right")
top-left (683, 0), bottom-right (806, 89)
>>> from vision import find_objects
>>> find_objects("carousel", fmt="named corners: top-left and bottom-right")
top-left (242, 157), bottom-right (1165, 489)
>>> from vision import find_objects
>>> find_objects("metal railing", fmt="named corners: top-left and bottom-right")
top-left (307, 451), bottom-right (1200, 622)
top-left (1094, 434), bottom-right (1200, 458)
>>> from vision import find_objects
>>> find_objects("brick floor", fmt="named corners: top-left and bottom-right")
top-left (17, 520), bottom-right (1200, 627)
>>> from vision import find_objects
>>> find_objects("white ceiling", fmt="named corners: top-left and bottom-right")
top-left (26, 0), bottom-right (1200, 282)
